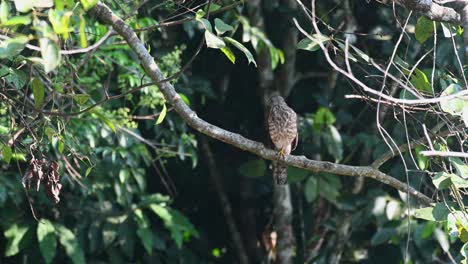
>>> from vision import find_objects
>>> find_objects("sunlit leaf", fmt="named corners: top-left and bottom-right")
top-left (297, 34), bottom-right (330, 51)
top-left (410, 68), bottom-right (432, 93)
top-left (40, 38), bottom-right (61, 73)
top-left (156, 103), bottom-right (167, 125)
top-left (4, 16), bottom-right (31, 26)
top-left (414, 203), bottom-right (450, 221)
top-left (449, 157), bottom-right (468, 179)
top-left (79, 15), bottom-right (87, 48)
top-left (224, 37), bottom-right (257, 66)
top-left (0, 0), bottom-right (9, 23)
top-left (119, 168), bottom-right (130, 183)
top-left (204, 30), bottom-right (225, 49)
top-left (4, 224), bottom-right (29, 256)
top-left (440, 83), bottom-right (468, 115)
top-left (13, 0), bottom-right (32, 12)
top-left (432, 172), bottom-right (453, 189)
top-left (220, 46), bottom-right (235, 64)
top-left (80, 0), bottom-right (98, 11)
top-left (37, 219), bottom-right (57, 264)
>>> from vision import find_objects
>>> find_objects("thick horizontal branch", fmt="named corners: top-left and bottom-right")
top-left (395, 0), bottom-right (461, 23)
top-left (91, 2), bottom-right (432, 206)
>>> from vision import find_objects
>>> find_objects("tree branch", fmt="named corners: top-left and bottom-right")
top-left (90, 2), bottom-right (433, 206)
top-left (395, 0), bottom-right (461, 23)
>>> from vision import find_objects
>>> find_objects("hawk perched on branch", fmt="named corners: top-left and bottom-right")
top-left (268, 96), bottom-right (298, 185)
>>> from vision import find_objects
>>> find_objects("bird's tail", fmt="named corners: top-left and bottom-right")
top-left (273, 161), bottom-right (288, 185)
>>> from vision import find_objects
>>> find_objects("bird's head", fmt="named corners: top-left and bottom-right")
top-left (269, 95), bottom-right (285, 106)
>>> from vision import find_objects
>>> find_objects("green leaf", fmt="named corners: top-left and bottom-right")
top-left (313, 107), bottom-right (336, 131)
top-left (297, 34), bottom-right (330, 51)
top-left (13, 0), bottom-right (33, 12)
top-left (58, 138), bottom-right (64, 153)
top-left (440, 83), bottom-right (468, 115)
top-left (4, 16), bottom-right (31, 26)
top-left (206, 3), bottom-right (221, 12)
top-left (140, 193), bottom-right (171, 206)
top-left (415, 145), bottom-right (429, 170)
top-left (317, 174), bottom-right (342, 202)
top-left (149, 204), bottom-right (199, 248)
top-left (0, 0), bottom-right (9, 24)
top-left (48, 9), bottom-right (73, 37)
top-left (90, 109), bottom-right (116, 133)
top-left (156, 103), bottom-right (167, 125)
top-left (238, 159), bottom-right (266, 178)
top-left (37, 219), bottom-right (57, 264)
top-left (119, 168), bottom-right (130, 183)
top-left (462, 243), bottom-right (468, 261)
top-left (85, 167), bottom-right (92, 177)
top-left (371, 227), bottom-right (396, 246)
top-left (432, 172), bottom-right (453, 189)
top-left (73, 94), bottom-right (90, 105)
top-left (433, 172), bottom-right (468, 189)
top-left (0, 35), bottom-right (28, 58)
top-left (205, 30), bottom-right (225, 49)
top-left (40, 38), bottom-right (61, 73)
top-left (220, 46), bottom-right (235, 64)
top-left (224, 37), bottom-right (257, 67)
top-left (304, 176), bottom-right (317, 202)
top-left (55, 224), bottom-right (85, 264)
top-left (79, 15), bottom-right (87, 48)
top-left (136, 227), bottom-right (152, 254)
top-left (134, 209), bottom-right (152, 254)
top-left (178, 93), bottom-right (190, 106)
top-left (415, 16), bottom-right (434, 44)
top-left (410, 68), bottom-right (432, 93)
top-left (195, 9), bottom-right (205, 19)
top-left (4, 224), bottom-right (29, 256)
top-left (12, 153), bottom-right (27, 162)
top-left (214, 18), bottom-right (234, 35)
top-left (197, 17), bottom-right (212, 32)
top-left (32, 78), bottom-right (45, 108)
top-left (414, 203), bottom-right (451, 221)
top-left (269, 47), bottom-right (284, 70)
top-left (449, 157), bottom-right (468, 179)
top-left (287, 167), bottom-right (308, 183)
top-left (80, 0), bottom-right (98, 11)
top-left (323, 125), bottom-right (343, 162)
top-left (2, 145), bottom-right (12, 163)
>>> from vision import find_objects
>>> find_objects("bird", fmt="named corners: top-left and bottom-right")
top-left (267, 95), bottom-right (298, 185)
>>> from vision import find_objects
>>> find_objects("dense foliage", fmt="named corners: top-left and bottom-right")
top-left (0, 0), bottom-right (467, 263)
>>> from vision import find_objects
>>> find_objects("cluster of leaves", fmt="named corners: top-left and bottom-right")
top-left (0, 0), bottom-right (206, 262)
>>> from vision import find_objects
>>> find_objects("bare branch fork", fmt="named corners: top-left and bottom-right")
top-left (90, 2), bottom-right (432, 205)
